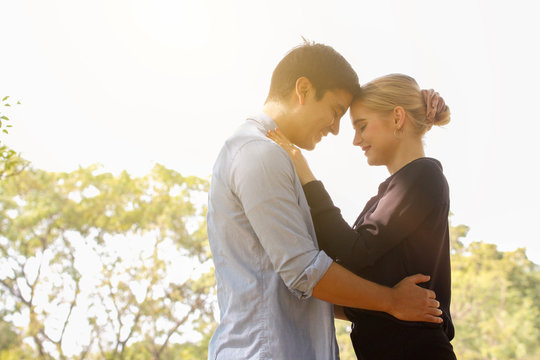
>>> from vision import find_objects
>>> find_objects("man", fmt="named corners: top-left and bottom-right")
top-left (207, 42), bottom-right (442, 359)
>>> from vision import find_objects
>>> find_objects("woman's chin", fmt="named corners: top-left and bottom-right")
top-left (366, 157), bottom-right (383, 167)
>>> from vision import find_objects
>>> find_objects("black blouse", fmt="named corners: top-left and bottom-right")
top-left (303, 157), bottom-right (454, 339)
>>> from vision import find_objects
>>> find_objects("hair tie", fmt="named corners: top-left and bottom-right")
top-left (421, 89), bottom-right (446, 124)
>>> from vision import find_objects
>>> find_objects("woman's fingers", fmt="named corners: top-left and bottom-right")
top-left (267, 129), bottom-right (283, 144)
top-left (268, 128), bottom-right (288, 143)
top-left (267, 128), bottom-right (316, 185)
top-left (267, 129), bottom-right (296, 154)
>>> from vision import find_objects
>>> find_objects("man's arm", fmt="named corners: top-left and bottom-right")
top-left (231, 141), bottom-right (441, 323)
top-left (314, 262), bottom-right (442, 323)
top-left (333, 305), bottom-right (348, 321)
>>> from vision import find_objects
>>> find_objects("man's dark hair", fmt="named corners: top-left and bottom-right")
top-left (265, 41), bottom-right (360, 103)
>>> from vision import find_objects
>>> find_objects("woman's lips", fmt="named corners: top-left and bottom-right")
top-left (362, 145), bottom-right (371, 154)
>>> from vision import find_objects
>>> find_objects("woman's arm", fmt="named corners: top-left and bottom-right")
top-left (267, 128), bottom-right (445, 275)
top-left (305, 162), bottom-right (445, 274)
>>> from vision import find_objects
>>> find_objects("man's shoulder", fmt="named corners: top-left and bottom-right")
top-left (225, 120), bottom-right (284, 161)
top-left (213, 120), bottom-right (289, 178)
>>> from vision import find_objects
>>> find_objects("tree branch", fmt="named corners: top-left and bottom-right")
top-left (157, 297), bottom-right (203, 357)
top-left (59, 259), bottom-right (81, 346)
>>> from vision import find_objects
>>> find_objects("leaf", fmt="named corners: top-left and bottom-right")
top-left (4, 104), bottom-right (10, 107)
top-left (2, 130), bottom-right (7, 134)
top-left (0, 116), bottom-right (8, 120)
top-left (2, 96), bottom-right (8, 101)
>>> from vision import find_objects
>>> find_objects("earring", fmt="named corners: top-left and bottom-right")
top-left (301, 92), bottom-right (308, 105)
top-left (393, 128), bottom-right (402, 138)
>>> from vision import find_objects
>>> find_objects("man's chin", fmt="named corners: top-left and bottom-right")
top-left (303, 136), bottom-right (323, 151)
top-left (299, 142), bottom-right (316, 151)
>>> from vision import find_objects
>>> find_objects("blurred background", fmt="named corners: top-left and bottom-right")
top-left (1, 0), bottom-right (539, 359)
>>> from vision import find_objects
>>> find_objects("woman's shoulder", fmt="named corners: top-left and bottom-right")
top-left (390, 157), bottom-right (448, 195)
top-left (396, 157), bottom-right (445, 180)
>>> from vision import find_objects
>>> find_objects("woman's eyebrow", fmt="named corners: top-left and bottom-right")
top-left (352, 118), bottom-right (366, 126)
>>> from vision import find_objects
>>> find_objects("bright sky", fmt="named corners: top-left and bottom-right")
top-left (2, 0), bottom-right (539, 266)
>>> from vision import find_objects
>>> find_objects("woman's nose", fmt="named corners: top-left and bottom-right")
top-left (353, 132), bottom-right (362, 146)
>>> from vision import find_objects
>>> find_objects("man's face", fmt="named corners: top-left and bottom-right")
top-left (295, 88), bottom-right (353, 150)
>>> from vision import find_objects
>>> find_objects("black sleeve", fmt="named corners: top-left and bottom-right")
top-left (303, 161), bottom-right (445, 275)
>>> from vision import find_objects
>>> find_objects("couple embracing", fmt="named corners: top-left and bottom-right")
top-left (207, 41), bottom-right (456, 360)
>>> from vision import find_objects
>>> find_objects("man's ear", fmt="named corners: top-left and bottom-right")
top-left (393, 106), bottom-right (406, 130)
top-left (295, 77), bottom-right (313, 105)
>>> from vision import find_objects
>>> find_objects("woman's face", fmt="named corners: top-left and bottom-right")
top-left (350, 101), bottom-right (399, 166)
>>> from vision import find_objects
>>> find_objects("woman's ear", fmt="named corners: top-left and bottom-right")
top-left (295, 77), bottom-right (313, 105)
top-left (393, 106), bottom-right (406, 130)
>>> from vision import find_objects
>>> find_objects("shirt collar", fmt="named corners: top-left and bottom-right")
top-left (246, 112), bottom-right (278, 133)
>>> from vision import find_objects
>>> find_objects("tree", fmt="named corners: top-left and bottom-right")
top-left (0, 164), bottom-right (215, 359)
top-left (334, 320), bottom-right (355, 360)
top-left (0, 96), bottom-right (28, 179)
top-left (450, 220), bottom-right (540, 359)
top-left (81, 165), bottom-right (214, 359)
top-left (0, 314), bottom-right (34, 360)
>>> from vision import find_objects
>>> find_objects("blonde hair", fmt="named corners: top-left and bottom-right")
top-left (355, 74), bottom-right (450, 134)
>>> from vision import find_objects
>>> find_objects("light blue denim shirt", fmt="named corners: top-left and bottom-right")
top-left (207, 113), bottom-right (338, 360)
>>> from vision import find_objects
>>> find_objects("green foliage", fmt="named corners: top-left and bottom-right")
top-left (0, 319), bottom-right (34, 360)
top-left (117, 323), bottom-right (215, 360)
top-left (0, 164), bottom-right (214, 359)
top-left (450, 225), bottom-right (540, 360)
top-left (0, 321), bottom-right (18, 352)
top-left (334, 320), bottom-right (355, 360)
top-left (0, 96), bottom-right (27, 179)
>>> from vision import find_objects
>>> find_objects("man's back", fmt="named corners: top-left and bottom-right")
top-left (207, 113), bottom-right (338, 360)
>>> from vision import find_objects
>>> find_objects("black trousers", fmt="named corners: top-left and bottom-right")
top-left (350, 319), bottom-right (456, 360)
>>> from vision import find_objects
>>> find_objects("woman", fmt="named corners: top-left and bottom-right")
top-left (268, 74), bottom-right (456, 359)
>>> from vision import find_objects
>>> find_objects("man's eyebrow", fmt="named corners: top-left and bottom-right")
top-left (337, 104), bottom-right (346, 117)
top-left (352, 118), bottom-right (366, 126)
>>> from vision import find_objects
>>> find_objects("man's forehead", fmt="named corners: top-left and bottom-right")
top-left (330, 89), bottom-right (353, 110)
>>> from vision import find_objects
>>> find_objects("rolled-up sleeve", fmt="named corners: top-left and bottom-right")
top-left (230, 140), bottom-right (332, 298)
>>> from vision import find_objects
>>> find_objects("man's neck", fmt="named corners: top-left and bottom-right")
top-left (262, 101), bottom-right (298, 143)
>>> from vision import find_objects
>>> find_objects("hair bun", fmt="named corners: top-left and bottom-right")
top-left (421, 89), bottom-right (448, 125)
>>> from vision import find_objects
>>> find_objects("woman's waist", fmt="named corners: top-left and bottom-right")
top-left (345, 308), bottom-right (442, 327)
top-left (344, 307), bottom-right (454, 339)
